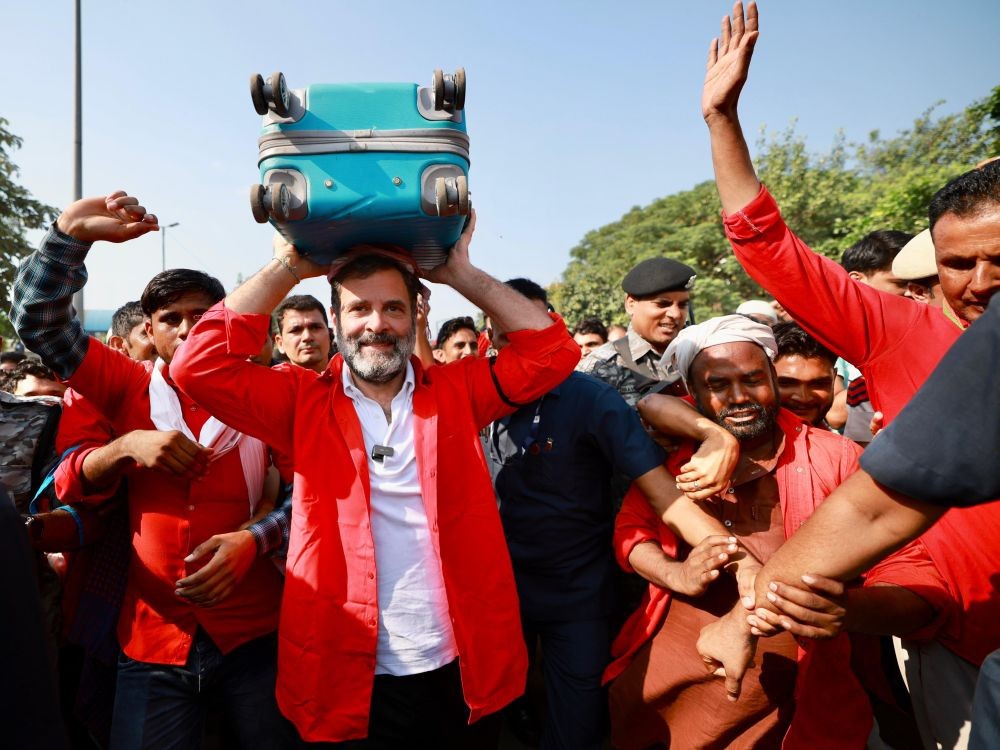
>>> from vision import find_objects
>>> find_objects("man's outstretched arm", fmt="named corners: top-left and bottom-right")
top-left (752, 469), bottom-right (944, 600)
top-left (11, 192), bottom-right (158, 378)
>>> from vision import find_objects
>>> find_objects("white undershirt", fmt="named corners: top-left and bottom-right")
top-left (342, 362), bottom-right (458, 676)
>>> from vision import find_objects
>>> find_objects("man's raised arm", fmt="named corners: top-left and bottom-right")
top-left (11, 192), bottom-right (158, 379)
top-left (423, 212), bottom-right (555, 335)
top-left (170, 235), bottom-right (326, 456)
top-left (702, 0), bottom-right (761, 215)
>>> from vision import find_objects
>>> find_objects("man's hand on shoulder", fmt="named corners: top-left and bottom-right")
top-left (56, 191), bottom-right (159, 244)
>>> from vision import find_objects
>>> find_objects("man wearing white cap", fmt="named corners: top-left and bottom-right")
top-left (606, 314), bottom-right (870, 749)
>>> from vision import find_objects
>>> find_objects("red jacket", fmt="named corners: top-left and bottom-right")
top-left (54, 340), bottom-right (283, 664)
top-left (723, 185), bottom-right (962, 425)
top-left (172, 303), bottom-right (580, 742)
top-left (864, 502), bottom-right (1000, 667)
top-left (605, 410), bottom-right (872, 750)
top-left (725, 186), bottom-right (998, 669)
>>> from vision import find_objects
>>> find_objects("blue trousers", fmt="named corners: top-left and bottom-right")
top-left (971, 649), bottom-right (1000, 750)
top-left (523, 617), bottom-right (610, 750)
top-left (109, 629), bottom-right (293, 750)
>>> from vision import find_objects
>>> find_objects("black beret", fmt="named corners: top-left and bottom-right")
top-left (621, 257), bottom-right (696, 296)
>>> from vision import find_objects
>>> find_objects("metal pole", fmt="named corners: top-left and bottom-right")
top-left (71, 0), bottom-right (85, 329)
top-left (161, 222), bottom-right (179, 271)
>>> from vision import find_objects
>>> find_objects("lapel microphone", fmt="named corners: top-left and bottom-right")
top-left (371, 445), bottom-right (394, 463)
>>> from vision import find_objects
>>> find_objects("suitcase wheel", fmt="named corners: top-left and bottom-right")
top-left (434, 175), bottom-right (470, 216)
top-left (456, 174), bottom-right (469, 215)
top-left (250, 184), bottom-right (268, 223)
top-left (453, 68), bottom-right (466, 111)
top-left (252, 70), bottom-right (291, 117)
top-left (250, 74), bottom-right (268, 115)
top-left (270, 183), bottom-right (290, 220)
top-left (431, 67), bottom-right (466, 112)
top-left (249, 183), bottom-right (290, 223)
top-left (269, 72), bottom-right (290, 117)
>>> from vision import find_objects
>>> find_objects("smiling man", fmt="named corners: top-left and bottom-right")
top-left (578, 257), bottom-right (695, 406)
top-left (605, 314), bottom-right (867, 749)
top-left (771, 322), bottom-right (836, 428)
top-left (170, 213), bottom-right (582, 746)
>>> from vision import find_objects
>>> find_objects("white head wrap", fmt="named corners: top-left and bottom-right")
top-left (662, 314), bottom-right (777, 386)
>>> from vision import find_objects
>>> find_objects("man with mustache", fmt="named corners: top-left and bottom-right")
top-left (171, 215), bottom-right (585, 746)
top-left (577, 257), bottom-right (695, 407)
top-left (271, 294), bottom-right (332, 373)
top-left (606, 315), bottom-right (869, 749)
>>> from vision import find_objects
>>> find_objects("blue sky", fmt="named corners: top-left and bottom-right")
top-left (5, 0), bottom-right (999, 331)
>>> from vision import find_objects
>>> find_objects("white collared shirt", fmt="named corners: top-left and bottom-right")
top-left (342, 362), bottom-right (458, 676)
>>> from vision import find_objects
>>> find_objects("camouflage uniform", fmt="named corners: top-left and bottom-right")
top-left (576, 327), bottom-right (679, 407)
top-left (0, 390), bottom-right (61, 513)
top-left (0, 390), bottom-right (63, 661)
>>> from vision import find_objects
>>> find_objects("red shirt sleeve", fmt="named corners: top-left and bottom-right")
top-left (614, 485), bottom-right (679, 573)
top-left (442, 313), bottom-right (580, 430)
top-left (171, 302), bottom-right (300, 458)
top-left (723, 185), bottom-right (923, 370)
top-left (863, 538), bottom-right (956, 642)
top-left (54, 387), bottom-right (123, 505)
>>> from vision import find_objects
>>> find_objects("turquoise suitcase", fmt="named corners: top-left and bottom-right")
top-left (249, 69), bottom-right (470, 269)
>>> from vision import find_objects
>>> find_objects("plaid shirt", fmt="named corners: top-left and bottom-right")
top-left (13, 226), bottom-right (290, 556)
top-left (11, 225), bottom-right (92, 379)
top-left (248, 482), bottom-right (291, 555)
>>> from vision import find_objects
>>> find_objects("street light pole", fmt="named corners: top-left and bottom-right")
top-left (161, 222), bottom-right (179, 271)
top-left (71, 0), bottom-right (85, 329)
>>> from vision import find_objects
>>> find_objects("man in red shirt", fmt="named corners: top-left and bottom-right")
top-left (170, 213), bottom-right (580, 746)
top-left (11, 192), bottom-right (290, 749)
top-left (606, 315), bottom-right (868, 750)
top-left (694, 6), bottom-right (1000, 744)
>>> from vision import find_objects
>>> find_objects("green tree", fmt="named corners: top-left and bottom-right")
top-left (1, 118), bottom-right (58, 344)
top-left (551, 86), bottom-right (999, 325)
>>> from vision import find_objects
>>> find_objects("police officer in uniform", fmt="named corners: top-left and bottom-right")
top-left (577, 257), bottom-right (695, 406)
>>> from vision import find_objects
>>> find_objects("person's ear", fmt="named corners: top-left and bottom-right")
top-left (907, 282), bottom-right (930, 304)
top-left (432, 349), bottom-right (446, 364)
top-left (847, 271), bottom-right (866, 284)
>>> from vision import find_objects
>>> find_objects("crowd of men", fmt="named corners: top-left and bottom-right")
top-left (3, 3), bottom-right (999, 749)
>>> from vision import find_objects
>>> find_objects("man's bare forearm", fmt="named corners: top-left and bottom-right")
top-left (628, 541), bottom-right (683, 590)
top-left (635, 467), bottom-right (730, 545)
top-left (753, 470), bottom-right (944, 608)
top-left (451, 266), bottom-right (553, 333)
top-left (638, 394), bottom-right (733, 443)
top-left (706, 113), bottom-right (761, 216)
top-left (81, 434), bottom-right (135, 492)
top-left (224, 261), bottom-right (298, 316)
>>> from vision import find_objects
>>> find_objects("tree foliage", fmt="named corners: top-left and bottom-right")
top-left (551, 87), bottom-right (1000, 326)
top-left (1, 118), bottom-right (58, 343)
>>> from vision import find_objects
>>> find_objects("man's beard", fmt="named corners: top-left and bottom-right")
top-left (712, 401), bottom-right (778, 442)
top-left (335, 323), bottom-right (415, 384)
